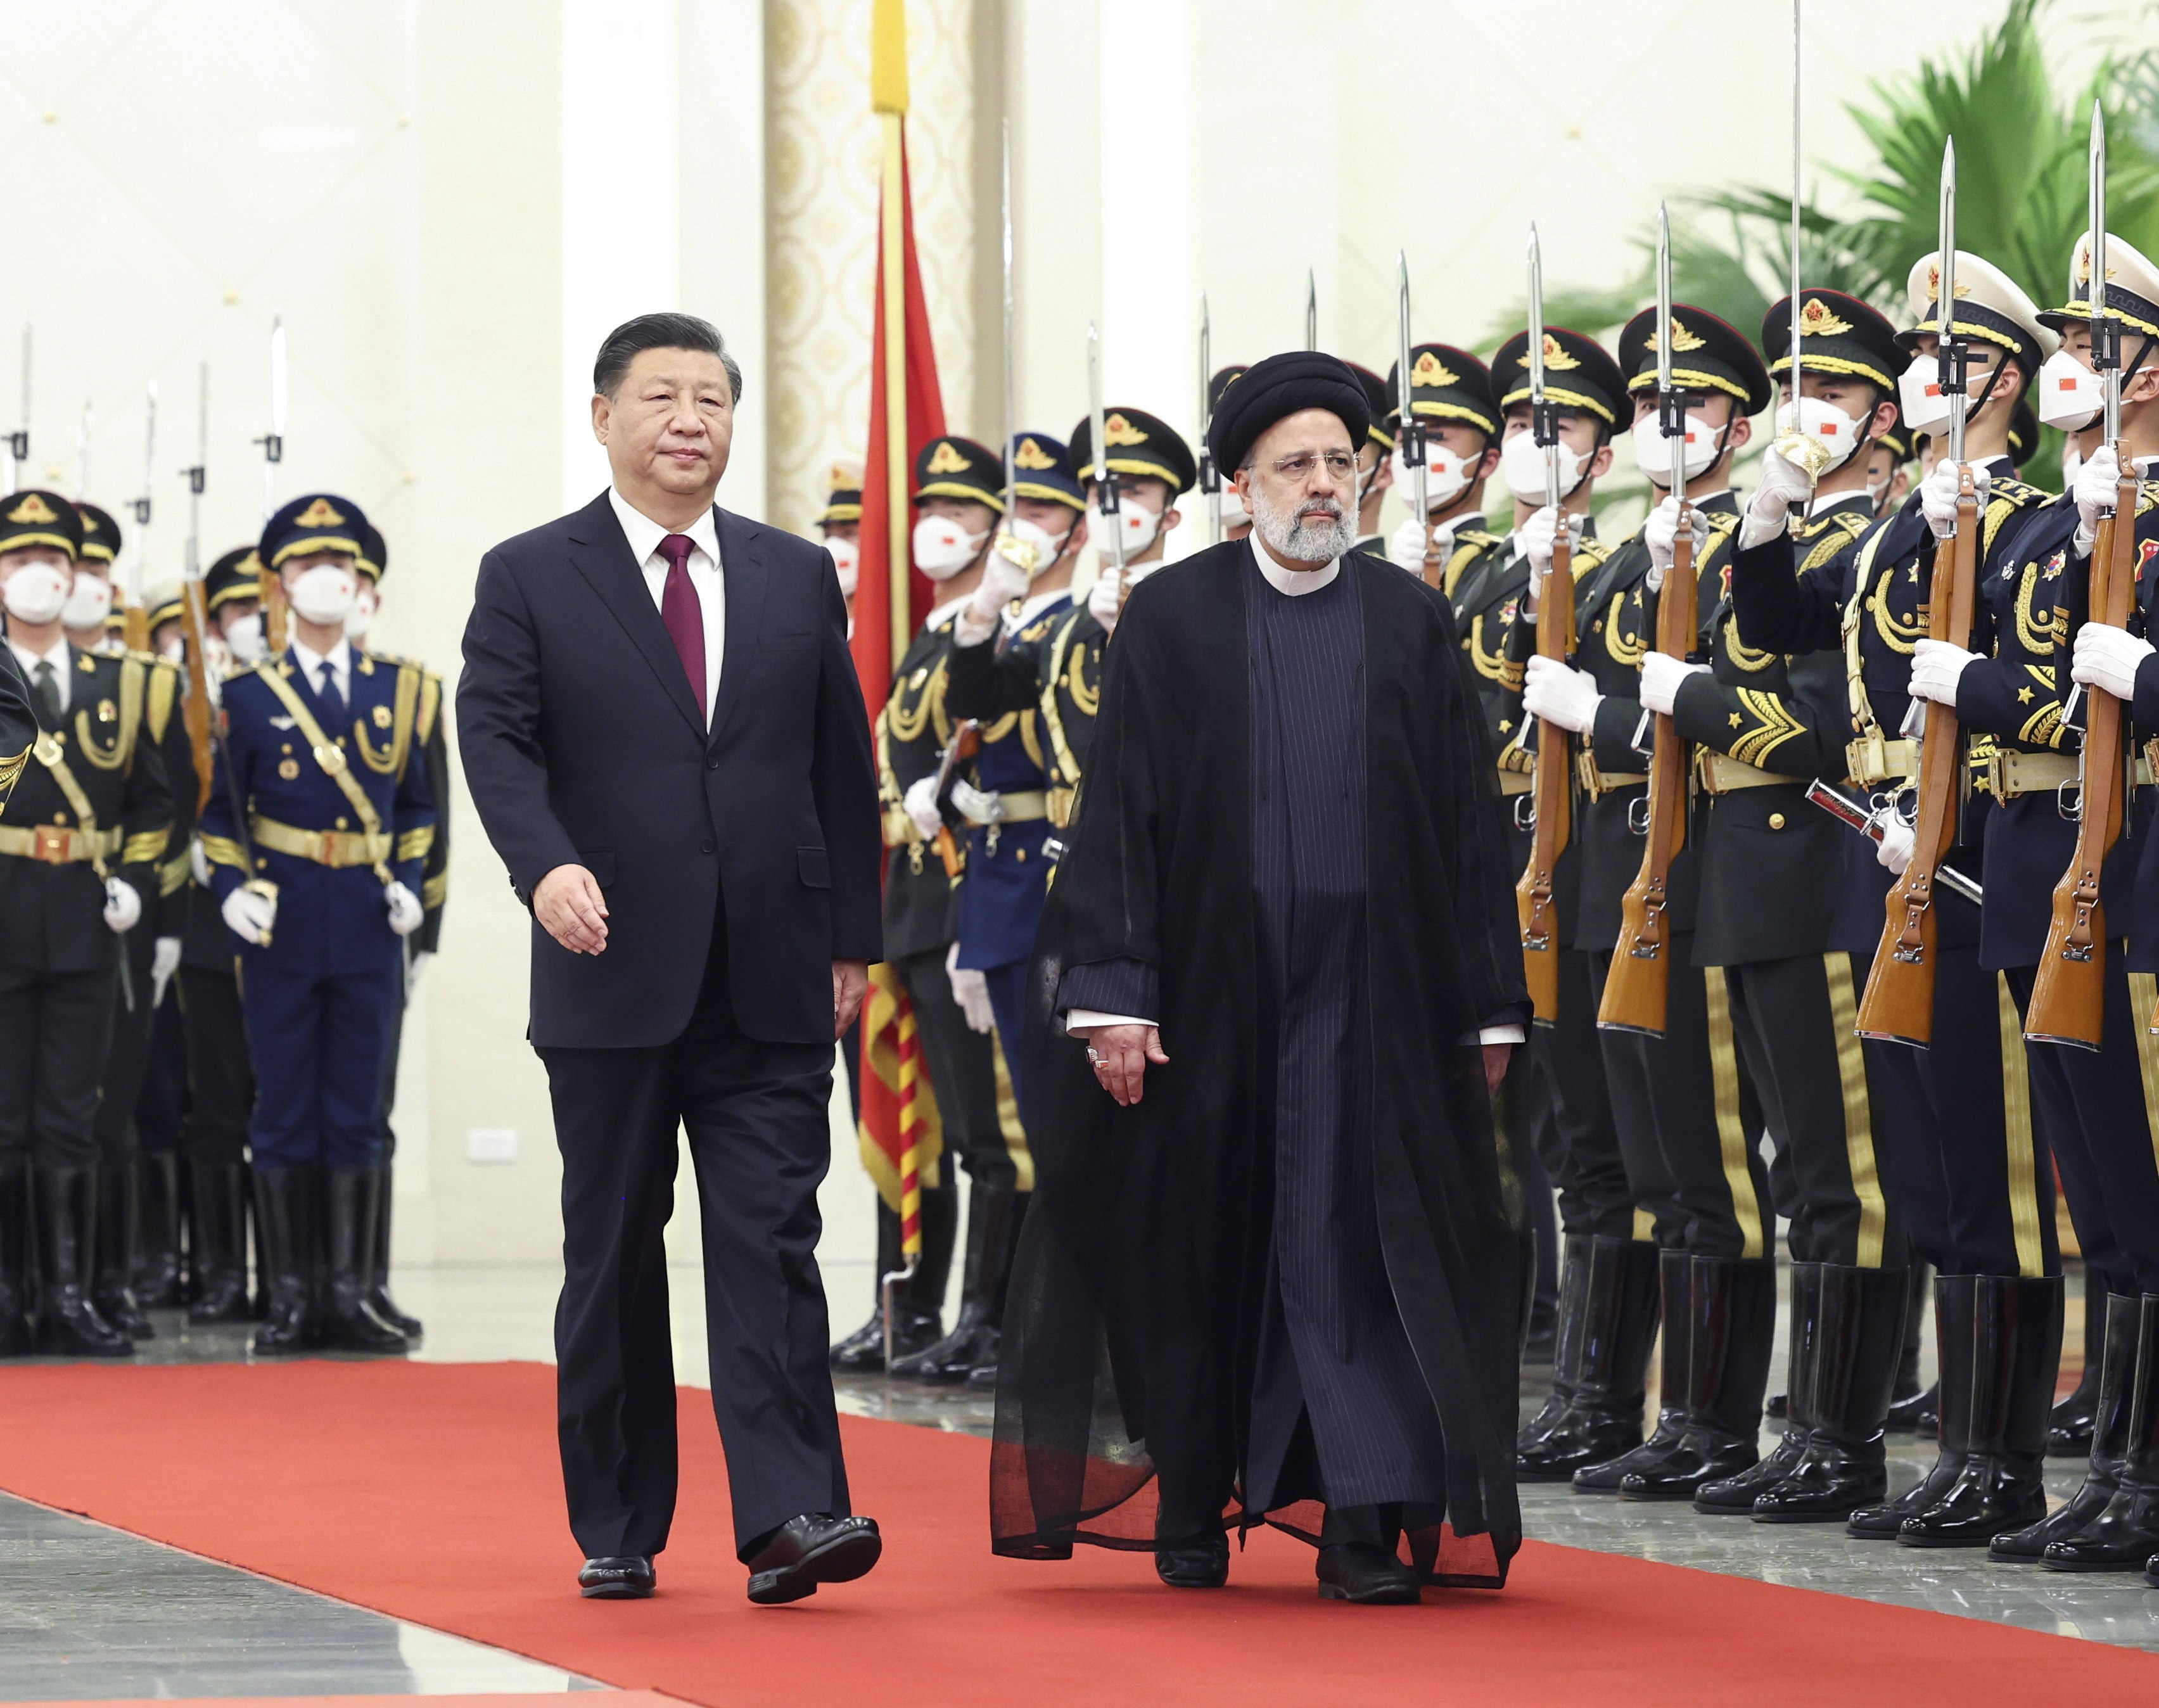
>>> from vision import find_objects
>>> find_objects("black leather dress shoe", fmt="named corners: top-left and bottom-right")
top-left (1316, 1542), bottom-right (1420, 1605)
top-left (1154, 1538), bottom-right (1229, 1588)
top-left (578, 1555), bottom-right (655, 1598)
top-left (743, 1513), bottom-right (882, 1605)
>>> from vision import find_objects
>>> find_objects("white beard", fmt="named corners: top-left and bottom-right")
top-left (1251, 486), bottom-right (1353, 563)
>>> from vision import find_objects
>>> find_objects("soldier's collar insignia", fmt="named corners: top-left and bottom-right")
top-left (1015, 437), bottom-right (1057, 470)
top-left (1799, 297), bottom-right (1853, 336)
top-left (924, 441), bottom-right (969, 476)
top-left (1103, 412), bottom-right (1147, 447)
top-left (1411, 350), bottom-right (1456, 387)
top-left (7, 493), bottom-right (58, 525)
top-left (1539, 333), bottom-right (1579, 370)
top-left (77, 653), bottom-right (96, 672)
top-left (293, 497), bottom-right (347, 528)
top-left (1643, 317), bottom-right (1706, 354)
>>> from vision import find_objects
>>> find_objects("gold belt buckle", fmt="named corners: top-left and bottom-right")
top-left (32, 825), bottom-right (68, 863)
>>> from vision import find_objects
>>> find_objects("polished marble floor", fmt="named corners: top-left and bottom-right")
top-left (5, 1257), bottom-right (2158, 1702)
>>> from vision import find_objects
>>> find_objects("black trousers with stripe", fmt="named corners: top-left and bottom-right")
top-left (1591, 934), bottom-right (1773, 1259)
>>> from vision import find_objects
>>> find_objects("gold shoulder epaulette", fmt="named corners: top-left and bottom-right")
top-left (144, 653), bottom-right (180, 741)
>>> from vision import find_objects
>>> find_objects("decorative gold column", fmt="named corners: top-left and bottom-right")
top-left (764, 0), bottom-right (975, 537)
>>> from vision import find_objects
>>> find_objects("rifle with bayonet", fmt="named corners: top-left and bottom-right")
top-left (257, 315), bottom-right (289, 652)
top-left (8, 321), bottom-right (29, 493)
top-left (1515, 224), bottom-right (1572, 1024)
top-left (1199, 295), bottom-right (1220, 547)
top-left (177, 360), bottom-right (213, 813)
top-left (2027, 105), bottom-right (2135, 1050)
top-left (123, 384), bottom-right (156, 653)
top-left (1396, 252), bottom-right (1436, 588)
top-left (1600, 205), bottom-right (1696, 1036)
top-left (1090, 322), bottom-right (1131, 620)
top-left (1856, 141), bottom-right (1977, 1047)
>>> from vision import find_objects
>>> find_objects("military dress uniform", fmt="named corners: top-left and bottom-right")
top-left (0, 492), bottom-right (172, 1357)
top-left (200, 496), bottom-right (435, 1357)
top-left (1730, 253), bottom-right (2066, 1546)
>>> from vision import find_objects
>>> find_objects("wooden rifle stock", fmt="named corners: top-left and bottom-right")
top-left (2027, 461), bottom-right (2141, 1047)
top-left (1855, 470), bottom-right (1980, 1044)
top-left (178, 580), bottom-right (215, 814)
top-left (1598, 507), bottom-right (1696, 1035)
top-left (929, 719), bottom-right (981, 880)
top-left (1516, 523), bottom-right (1574, 1023)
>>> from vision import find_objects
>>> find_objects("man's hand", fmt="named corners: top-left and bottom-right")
top-left (966, 536), bottom-right (1034, 624)
top-left (1643, 494), bottom-right (1709, 594)
top-left (951, 781), bottom-right (1003, 825)
top-left (1088, 570), bottom-right (1123, 635)
top-left (1481, 1042), bottom-right (1513, 1095)
top-left (103, 877), bottom-right (142, 934)
top-left (1908, 638), bottom-right (1978, 708)
top-left (1522, 654), bottom-right (1602, 734)
top-left (1638, 650), bottom-right (1708, 717)
top-left (385, 880), bottom-right (424, 938)
top-left (221, 886), bottom-right (277, 946)
top-left (1742, 440), bottom-right (1816, 550)
top-left (1875, 815), bottom-right (1914, 875)
top-left (150, 936), bottom-right (181, 1007)
top-left (2073, 442), bottom-right (2124, 556)
top-left (1920, 458), bottom-right (1989, 541)
top-left (832, 959), bottom-right (868, 1039)
top-left (1076, 1022), bottom-right (1168, 1106)
top-left (1387, 514), bottom-right (1431, 573)
top-left (2073, 621), bottom-right (2156, 700)
top-left (945, 941), bottom-right (995, 1033)
top-left (902, 775), bottom-right (944, 842)
top-left (535, 863), bottom-right (609, 955)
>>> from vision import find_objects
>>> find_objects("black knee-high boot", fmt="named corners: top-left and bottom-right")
top-left (1993, 1289), bottom-right (2139, 1560)
top-left (1617, 1255), bottom-right (1777, 1500)
top-left (133, 1151), bottom-right (183, 1308)
top-left (34, 1168), bottom-right (133, 1357)
top-left (829, 1180), bottom-right (957, 1372)
top-left (2042, 1294), bottom-right (2159, 1571)
top-left (1515, 1236), bottom-right (1662, 1483)
top-left (1696, 1262), bottom-right (1823, 1514)
top-left (1750, 1265), bottom-right (1909, 1520)
top-left (1570, 1246), bottom-right (1691, 1491)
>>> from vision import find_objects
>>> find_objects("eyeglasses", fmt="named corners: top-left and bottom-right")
top-left (1264, 449), bottom-right (1358, 483)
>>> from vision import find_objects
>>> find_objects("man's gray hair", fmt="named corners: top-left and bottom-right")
top-left (593, 312), bottom-right (744, 404)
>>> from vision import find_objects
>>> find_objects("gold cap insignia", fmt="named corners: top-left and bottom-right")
top-left (924, 441), bottom-right (969, 475)
top-left (1539, 333), bottom-right (1580, 371)
top-left (1103, 412), bottom-right (1147, 447)
top-left (2073, 241), bottom-right (2118, 289)
top-left (826, 460), bottom-right (861, 490)
top-left (1014, 437), bottom-right (1058, 471)
top-left (1645, 317), bottom-right (1706, 354)
top-left (7, 493), bottom-right (59, 525)
top-left (1410, 349), bottom-right (1456, 388)
top-left (1799, 297), bottom-right (1853, 336)
top-left (1923, 264), bottom-right (1973, 301)
top-left (293, 497), bottom-right (347, 528)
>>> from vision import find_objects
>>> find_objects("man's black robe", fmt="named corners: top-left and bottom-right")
top-left (989, 540), bottom-right (1528, 1588)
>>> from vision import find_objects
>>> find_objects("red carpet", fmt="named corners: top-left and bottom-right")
top-left (1, 1360), bottom-right (2150, 1706)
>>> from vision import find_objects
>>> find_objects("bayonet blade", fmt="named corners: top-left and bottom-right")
top-left (1526, 226), bottom-right (1546, 404)
top-left (1940, 139), bottom-right (1963, 467)
top-left (1789, 1), bottom-right (1804, 401)
top-left (1088, 322), bottom-right (1123, 578)
top-left (1304, 268), bottom-right (1317, 352)
top-left (2094, 101), bottom-right (2122, 445)
top-left (998, 118), bottom-right (1017, 528)
top-left (1398, 250), bottom-right (1426, 526)
top-left (1199, 293), bottom-right (1220, 544)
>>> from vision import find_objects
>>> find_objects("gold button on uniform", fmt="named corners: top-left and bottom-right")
top-left (277, 758), bottom-right (300, 781)
top-left (1767, 813), bottom-right (1786, 829)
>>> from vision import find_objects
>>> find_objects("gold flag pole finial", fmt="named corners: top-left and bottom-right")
top-left (870, 0), bottom-right (909, 115)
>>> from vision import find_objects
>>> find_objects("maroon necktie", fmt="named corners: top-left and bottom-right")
top-left (656, 533), bottom-right (706, 721)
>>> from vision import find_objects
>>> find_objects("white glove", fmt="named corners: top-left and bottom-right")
top-left (1908, 637), bottom-right (1978, 707)
top-left (150, 936), bottom-right (181, 1007)
top-left (1740, 442), bottom-right (1816, 550)
top-left (1386, 514), bottom-right (1428, 573)
top-left (1875, 814), bottom-right (1914, 874)
top-left (221, 885), bottom-right (277, 945)
top-left (903, 775), bottom-right (943, 841)
top-left (1643, 496), bottom-right (1709, 594)
top-left (2072, 442), bottom-right (2123, 557)
top-left (1088, 570), bottom-right (1123, 635)
top-left (189, 834), bottom-right (211, 888)
top-left (1920, 459), bottom-right (1990, 541)
top-left (1520, 506), bottom-right (1562, 579)
top-left (944, 941), bottom-right (995, 1035)
top-left (1522, 654), bottom-right (1603, 735)
top-left (965, 537), bottom-right (1034, 625)
top-left (103, 877), bottom-right (142, 934)
top-left (385, 880), bottom-right (424, 937)
top-left (406, 948), bottom-right (433, 998)
top-left (2072, 621), bottom-right (2156, 701)
top-left (1639, 650), bottom-right (1709, 717)
top-left (951, 780), bottom-right (1003, 825)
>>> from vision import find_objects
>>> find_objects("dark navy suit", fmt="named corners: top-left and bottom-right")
top-left (200, 647), bottom-right (435, 1170)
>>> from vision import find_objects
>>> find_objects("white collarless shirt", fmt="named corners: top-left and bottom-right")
top-left (610, 487), bottom-right (726, 727)
top-left (289, 634), bottom-right (353, 707)
top-left (10, 636), bottom-right (72, 715)
top-left (1247, 525), bottom-right (1341, 594)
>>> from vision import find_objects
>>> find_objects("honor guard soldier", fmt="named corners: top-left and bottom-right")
top-left (902, 433), bottom-right (1090, 1388)
top-left (1972, 233), bottom-right (2159, 1574)
top-left (199, 495), bottom-right (436, 1356)
top-left (342, 518), bottom-right (442, 1339)
top-left (1520, 306), bottom-right (1782, 1501)
top-left (1206, 368), bottom-right (1251, 540)
top-left (1341, 362), bottom-right (1396, 554)
top-left (817, 462), bottom-right (864, 620)
top-left (172, 549), bottom-right (262, 1322)
top-left (1654, 291), bottom-right (1913, 1521)
top-left (1865, 407), bottom-right (1917, 519)
top-left (1382, 342), bottom-right (1507, 582)
top-left (1729, 252), bottom-right (2064, 1547)
top-left (830, 435), bottom-right (1005, 1375)
top-left (1484, 329), bottom-right (1673, 1482)
top-left (0, 491), bottom-right (173, 1356)
top-left (65, 504), bottom-right (122, 651)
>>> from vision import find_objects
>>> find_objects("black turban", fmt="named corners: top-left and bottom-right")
top-left (1205, 350), bottom-right (1372, 477)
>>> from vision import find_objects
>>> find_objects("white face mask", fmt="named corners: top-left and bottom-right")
top-left (345, 582), bottom-right (379, 641)
top-left (1086, 498), bottom-right (1162, 559)
top-left (287, 564), bottom-right (359, 625)
top-left (158, 634), bottom-right (185, 665)
top-left (61, 571), bottom-right (114, 631)
top-left (1500, 430), bottom-right (1589, 502)
top-left (1633, 412), bottom-right (1726, 488)
top-left (1003, 515), bottom-right (1073, 577)
top-left (912, 514), bottom-right (988, 580)
top-left (1392, 443), bottom-right (1474, 509)
top-left (1773, 395), bottom-right (1871, 476)
top-left (825, 535), bottom-right (859, 597)
top-left (2035, 349), bottom-right (2105, 432)
top-left (1897, 355), bottom-right (1956, 439)
top-left (1, 561), bottom-right (70, 625)
top-left (222, 611), bottom-right (266, 664)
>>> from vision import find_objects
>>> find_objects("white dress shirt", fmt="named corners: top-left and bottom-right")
top-left (10, 636), bottom-right (72, 715)
top-left (288, 634), bottom-right (353, 708)
top-left (611, 487), bottom-right (726, 727)
top-left (1069, 532), bottom-right (1525, 1048)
